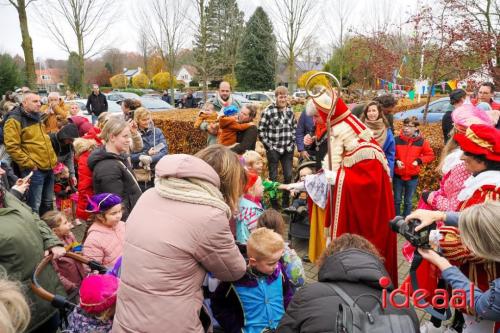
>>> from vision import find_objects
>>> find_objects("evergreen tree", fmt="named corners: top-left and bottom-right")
top-left (197, 0), bottom-right (244, 82)
top-left (236, 7), bottom-right (277, 90)
top-left (0, 53), bottom-right (22, 96)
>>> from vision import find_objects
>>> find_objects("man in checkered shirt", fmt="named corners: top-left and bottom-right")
top-left (258, 86), bottom-right (297, 209)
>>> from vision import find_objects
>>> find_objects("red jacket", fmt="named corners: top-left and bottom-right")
top-left (394, 132), bottom-right (435, 180)
top-left (76, 150), bottom-right (93, 220)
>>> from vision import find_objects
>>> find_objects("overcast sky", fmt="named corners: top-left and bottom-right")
top-left (0, 0), bottom-right (418, 61)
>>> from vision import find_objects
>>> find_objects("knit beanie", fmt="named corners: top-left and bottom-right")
top-left (79, 274), bottom-right (119, 314)
top-left (223, 105), bottom-right (239, 117)
top-left (86, 193), bottom-right (122, 213)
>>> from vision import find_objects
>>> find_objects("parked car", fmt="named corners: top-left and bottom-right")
top-left (292, 91), bottom-right (307, 99)
top-left (142, 93), bottom-right (162, 99)
top-left (246, 92), bottom-right (274, 104)
top-left (72, 99), bottom-right (122, 123)
top-left (193, 91), bottom-right (216, 108)
top-left (139, 96), bottom-right (174, 111)
top-left (106, 92), bottom-right (141, 102)
top-left (393, 97), bottom-right (451, 123)
top-left (232, 94), bottom-right (252, 107)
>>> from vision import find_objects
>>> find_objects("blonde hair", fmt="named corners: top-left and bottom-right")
top-left (195, 145), bottom-right (246, 213)
top-left (243, 150), bottom-right (263, 168)
top-left (41, 210), bottom-right (66, 229)
top-left (133, 107), bottom-right (151, 122)
top-left (73, 138), bottom-right (98, 157)
top-left (247, 228), bottom-right (285, 260)
top-left (97, 112), bottom-right (110, 129)
top-left (275, 86), bottom-right (288, 97)
top-left (435, 128), bottom-right (459, 173)
top-left (100, 117), bottom-right (128, 142)
top-left (0, 276), bottom-right (30, 333)
top-left (459, 201), bottom-right (500, 262)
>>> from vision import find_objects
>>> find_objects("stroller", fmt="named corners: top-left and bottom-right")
top-left (31, 252), bottom-right (108, 330)
top-left (284, 160), bottom-right (317, 245)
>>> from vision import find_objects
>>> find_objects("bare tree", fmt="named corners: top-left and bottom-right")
top-left (322, 0), bottom-right (357, 88)
top-left (7, 0), bottom-right (37, 88)
top-left (192, 0), bottom-right (209, 99)
top-left (36, 0), bottom-right (118, 94)
top-left (137, 26), bottom-right (150, 76)
top-left (269, 0), bottom-right (318, 92)
top-left (143, 0), bottom-right (190, 100)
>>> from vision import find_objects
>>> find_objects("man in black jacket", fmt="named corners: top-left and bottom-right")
top-left (277, 234), bottom-right (420, 333)
top-left (86, 84), bottom-right (108, 124)
top-left (231, 104), bottom-right (258, 155)
top-left (442, 89), bottom-right (466, 143)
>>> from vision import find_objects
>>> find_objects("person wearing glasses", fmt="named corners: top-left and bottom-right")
top-left (394, 116), bottom-right (435, 217)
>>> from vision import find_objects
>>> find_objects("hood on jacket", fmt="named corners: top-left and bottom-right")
top-left (73, 137), bottom-right (98, 156)
top-left (398, 131), bottom-right (422, 143)
top-left (57, 123), bottom-right (79, 141)
top-left (155, 154), bottom-right (220, 188)
top-left (87, 147), bottom-right (126, 171)
top-left (318, 249), bottom-right (393, 290)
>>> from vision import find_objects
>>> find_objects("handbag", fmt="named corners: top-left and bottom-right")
top-left (133, 168), bottom-right (152, 182)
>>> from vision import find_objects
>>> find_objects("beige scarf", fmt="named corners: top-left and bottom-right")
top-left (217, 93), bottom-right (233, 108)
top-left (155, 176), bottom-right (231, 218)
top-left (364, 118), bottom-right (388, 147)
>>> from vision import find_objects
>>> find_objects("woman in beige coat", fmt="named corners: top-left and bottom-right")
top-left (112, 145), bottom-right (247, 333)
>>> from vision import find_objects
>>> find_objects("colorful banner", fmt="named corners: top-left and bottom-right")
top-left (408, 90), bottom-right (415, 101)
top-left (447, 80), bottom-right (457, 90)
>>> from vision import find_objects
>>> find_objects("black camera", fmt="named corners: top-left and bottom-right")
top-left (389, 216), bottom-right (435, 249)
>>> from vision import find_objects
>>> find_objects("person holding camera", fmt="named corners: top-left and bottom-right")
top-left (407, 202), bottom-right (500, 331)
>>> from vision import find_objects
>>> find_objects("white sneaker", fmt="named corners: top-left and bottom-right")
top-left (420, 322), bottom-right (458, 333)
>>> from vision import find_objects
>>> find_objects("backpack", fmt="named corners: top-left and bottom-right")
top-left (326, 283), bottom-right (416, 333)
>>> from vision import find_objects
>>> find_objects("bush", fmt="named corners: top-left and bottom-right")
top-left (151, 72), bottom-right (177, 90)
top-left (297, 70), bottom-right (329, 89)
top-left (110, 74), bottom-right (128, 89)
top-left (131, 73), bottom-right (149, 89)
top-left (223, 73), bottom-right (237, 89)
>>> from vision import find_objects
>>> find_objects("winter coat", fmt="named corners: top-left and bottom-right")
top-left (69, 115), bottom-right (93, 137)
top-left (74, 137), bottom-right (99, 220)
top-left (235, 195), bottom-right (263, 244)
top-left (87, 147), bottom-right (142, 221)
top-left (67, 307), bottom-right (113, 333)
top-left (40, 100), bottom-right (69, 133)
top-left (232, 125), bottom-right (258, 155)
top-left (86, 92), bottom-right (108, 116)
top-left (211, 261), bottom-right (294, 333)
top-left (0, 190), bottom-right (65, 332)
top-left (83, 221), bottom-right (125, 268)
top-left (394, 131), bottom-right (435, 180)
top-left (4, 106), bottom-right (57, 171)
top-left (130, 126), bottom-right (168, 170)
top-left (112, 155), bottom-right (247, 333)
top-left (441, 104), bottom-right (454, 143)
top-left (296, 111), bottom-right (314, 152)
top-left (383, 129), bottom-right (396, 177)
top-left (50, 123), bottom-right (80, 177)
top-left (276, 249), bottom-right (420, 333)
top-left (218, 116), bottom-right (255, 146)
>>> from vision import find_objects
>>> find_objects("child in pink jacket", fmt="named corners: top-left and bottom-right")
top-left (83, 193), bottom-right (125, 268)
top-left (42, 211), bottom-right (86, 293)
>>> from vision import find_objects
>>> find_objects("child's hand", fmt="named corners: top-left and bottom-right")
top-left (396, 160), bottom-right (404, 169)
top-left (412, 160), bottom-right (418, 166)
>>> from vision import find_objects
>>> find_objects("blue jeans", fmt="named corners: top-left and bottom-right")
top-left (23, 169), bottom-right (54, 216)
top-left (91, 114), bottom-right (98, 125)
top-left (393, 176), bottom-right (418, 217)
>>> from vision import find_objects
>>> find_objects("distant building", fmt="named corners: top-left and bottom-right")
top-left (36, 68), bottom-right (65, 92)
top-left (123, 67), bottom-right (143, 80)
top-left (176, 65), bottom-right (198, 86)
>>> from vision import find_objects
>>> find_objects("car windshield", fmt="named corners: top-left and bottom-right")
top-left (140, 97), bottom-right (173, 109)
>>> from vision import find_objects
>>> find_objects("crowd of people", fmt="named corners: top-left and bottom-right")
top-left (0, 79), bottom-right (498, 333)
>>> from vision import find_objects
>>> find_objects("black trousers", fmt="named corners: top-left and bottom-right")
top-left (266, 149), bottom-right (294, 208)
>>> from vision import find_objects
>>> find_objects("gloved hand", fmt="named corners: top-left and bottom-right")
top-left (412, 160), bottom-right (419, 166)
top-left (139, 155), bottom-right (153, 168)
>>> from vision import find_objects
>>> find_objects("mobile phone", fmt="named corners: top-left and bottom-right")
top-left (23, 171), bottom-right (34, 182)
top-left (153, 143), bottom-right (166, 152)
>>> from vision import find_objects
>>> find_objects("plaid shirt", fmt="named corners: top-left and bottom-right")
top-left (258, 104), bottom-right (297, 154)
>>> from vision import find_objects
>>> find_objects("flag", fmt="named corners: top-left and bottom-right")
top-left (431, 85), bottom-right (436, 96)
top-left (388, 82), bottom-right (393, 91)
top-left (447, 80), bottom-right (457, 90)
top-left (408, 90), bottom-right (415, 101)
top-left (441, 82), bottom-right (446, 92)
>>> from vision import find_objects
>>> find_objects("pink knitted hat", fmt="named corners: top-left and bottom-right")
top-left (79, 274), bottom-right (119, 314)
top-left (452, 104), bottom-right (493, 133)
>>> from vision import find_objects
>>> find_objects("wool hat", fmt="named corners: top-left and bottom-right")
top-left (454, 124), bottom-right (500, 162)
top-left (86, 193), bottom-right (123, 213)
top-left (52, 162), bottom-right (66, 175)
top-left (244, 171), bottom-right (259, 193)
top-left (452, 104), bottom-right (493, 133)
top-left (79, 274), bottom-right (119, 314)
top-left (223, 105), bottom-right (239, 117)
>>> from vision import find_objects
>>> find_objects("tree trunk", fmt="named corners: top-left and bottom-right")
top-left (422, 79), bottom-right (434, 124)
top-left (288, 50), bottom-right (296, 93)
top-left (77, 32), bottom-right (86, 95)
top-left (16, 0), bottom-right (36, 89)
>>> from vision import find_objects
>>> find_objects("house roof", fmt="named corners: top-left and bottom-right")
top-left (123, 68), bottom-right (140, 78)
top-left (295, 60), bottom-right (323, 72)
top-left (177, 65), bottom-right (198, 77)
top-left (36, 68), bottom-right (64, 85)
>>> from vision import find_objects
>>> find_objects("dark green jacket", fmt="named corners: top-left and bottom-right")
top-left (0, 190), bottom-right (64, 332)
